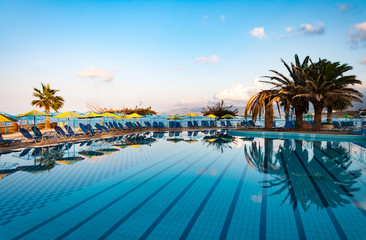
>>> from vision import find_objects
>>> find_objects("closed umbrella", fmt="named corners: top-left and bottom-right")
top-left (17, 110), bottom-right (50, 134)
top-left (0, 113), bottom-right (18, 135)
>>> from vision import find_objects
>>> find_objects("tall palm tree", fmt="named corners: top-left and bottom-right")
top-left (245, 90), bottom-right (278, 129)
top-left (32, 83), bottom-right (65, 127)
top-left (262, 54), bottom-right (310, 130)
top-left (299, 60), bottom-right (363, 131)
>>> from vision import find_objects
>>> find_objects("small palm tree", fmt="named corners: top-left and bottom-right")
top-left (32, 83), bottom-right (65, 127)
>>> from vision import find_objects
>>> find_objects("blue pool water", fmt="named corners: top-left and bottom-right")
top-left (0, 130), bottom-right (365, 239)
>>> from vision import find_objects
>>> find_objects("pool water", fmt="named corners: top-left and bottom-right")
top-left (0, 130), bottom-right (365, 239)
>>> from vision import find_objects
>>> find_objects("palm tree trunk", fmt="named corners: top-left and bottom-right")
top-left (326, 106), bottom-right (333, 123)
top-left (294, 106), bottom-right (304, 130)
top-left (45, 108), bottom-right (50, 130)
top-left (264, 101), bottom-right (273, 129)
top-left (284, 105), bottom-right (290, 123)
top-left (313, 102), bottom-right (324, 131)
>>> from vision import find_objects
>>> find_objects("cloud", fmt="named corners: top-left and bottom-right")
top-left (214, 79), bottom-right (264, 102)
top-left (195, 55), bottom-right (220, 63)
top-left (77, 67), bottom-right (115, 83)
top-left (285, 27), bottom-right (293, 32)
top-left (348, 21), bottom-right (366, 48)
top-left (250, 27), bottom-right (266, 39)
top-left (300, 22), bottom-right (325, 35)
top-left (221, 15), bottom-right (225, 22)
top-left (203, 15), bottom-right (208, 19)
top-left (337, 3), bottom-right (349, 11)
top-left (361, 57), bottom-right (366, 64)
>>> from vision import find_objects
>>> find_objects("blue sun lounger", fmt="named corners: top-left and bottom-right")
top-left (65, 125), bottom-right (84, 137)
top-left (0, 133), bottom-right (20, 146)
top-left (19, 128), bottom-right (42, 142)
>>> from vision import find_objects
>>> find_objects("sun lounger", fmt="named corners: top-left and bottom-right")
top-left (175, 122), bottom-right (182, 128)
top-left (210, 120), bottom-right (215, 127)
top-left (187, 121), bottom-right (194, 128)
top-left (32, 127), bottom-right (55, 141)
top-left (248, 120), bottom-right (260, 128)
top-left (0, 133), bottom-right (20, 146)
top-left (19, 128), bottom-right (42, 142)
top-left (54, 126), bottom-right (73, 139)
top-left (332, 121), bottom-right (342, 129)
top-left (158, 122), bottom-right (165, 129)
top-left (65, 125), bottom-right (84, 137)
top-left (153, 122), bottom-right (159, 129)
top-left (118, 123), bottom-right (126, 131)
top-left (169, 122), bottom-right (175, 128)
top-left (226, 120), bottom-right (232, 127)
top-left (220, 121), bottom-right (226, 127)
top-left (193, 121), bottom-right (199, 128)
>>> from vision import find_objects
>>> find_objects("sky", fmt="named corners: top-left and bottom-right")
top-left (0, 0), bottom-right (365, 114)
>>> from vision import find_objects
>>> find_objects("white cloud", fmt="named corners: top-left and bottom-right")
top-left (77, 67), bottom-right (115, 83)
top-left (300, 22), bottom-right (325, 35)
top-left (348, 21), bottom-right (366, 48)
top-left (214, 79), bottom-right (264, 102)
top-left (337, 3), bottom-right (349, 11)
top-left (250, 27), bottom-right (266, 39)
top-left (285, 27), bottom-right (293, 32)
top-left (203, 15), bottom-right (208, 19)
top-left (361, 57), bottom-right (366, 64)
top-left (221, 15), bottom-right (225, 22)
top-left (195, 55), bottom-right (220, 63)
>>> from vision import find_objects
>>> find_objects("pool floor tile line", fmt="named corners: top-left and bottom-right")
top-left (138, 153), bottom-right (224, 240)
top-left (279, 152), bottom-right (306, 240)
top-left (293, 151), bottom-right (349, 240)
top-left (178, 150), bottom-right (240, 240)
top-left (96, 151), bottom-right (218, 240)
top-left (219, 163), bottom-right (249, 240)
top-left (258, 153), bottom-right (269, 240)
top-left (311, 154), bottom-right (366, 219)
top-left (313, 144), bottom-right (366, 186)
top-left (327, 144), bottom-right (366, 170)
top-left (12, 147), bottom-right (200, 240)
top-left (56, 149), bottom-right (209, 240)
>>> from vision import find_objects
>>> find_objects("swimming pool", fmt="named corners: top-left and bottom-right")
top-left (0, 130), bottom-right (365, 239)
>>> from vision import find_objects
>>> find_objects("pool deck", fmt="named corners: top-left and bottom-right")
top-left (0, 127), bottom-right (216, 152)
top-left (1, 127), bottom-right (365, 152)
top-left (228, 128), bottom-right (366, 142)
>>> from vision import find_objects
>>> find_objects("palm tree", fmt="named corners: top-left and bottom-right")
top-left (325, 98), bottom-right (353, 123)
top-left (32, 83), bottom-right (65, 127)
top-left (245, 90), bottom-right (278, 129)
top-left (299, 60), bottom-right (363, 131)
top-left (262, 54), bottom-right (310, 130)
top-left (201, 100), bottom-right (238, 117)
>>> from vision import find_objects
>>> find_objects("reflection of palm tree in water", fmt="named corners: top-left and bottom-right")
top-left (203, 134), bottom-right (236, 153)
top-left (245, 139), bottom-right (362, 211)
top-left (244, 139), bottom-right (278, 174)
